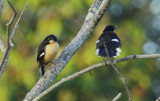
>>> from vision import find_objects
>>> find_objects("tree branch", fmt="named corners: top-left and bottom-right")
top-left (32, 54), bottom-right (160, 100)
top-left (9, 4), bottom-right (29, 43)
top-left (0, 0), bottom-right (5, 53)
top-left (0, 2), bottom-right (28, 78)
top-left (24, 0), bottom-right (112, 100)
top-left (103, 43), bottom-right (133, 101)
top-left (0, 0), bottom-right (18, 78)
top-left (6, 0), bottom-right (18, 47)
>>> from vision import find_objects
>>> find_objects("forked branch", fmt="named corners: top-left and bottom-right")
top-left (103, 42), bottom-right (133, 101)
top-left (32, 54), bottom-right (160, 100)
top-left (0, 1), bottom-right (28, 78)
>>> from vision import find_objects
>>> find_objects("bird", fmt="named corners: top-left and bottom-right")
top-left (37, 34), bottom-right (59, 77)
top-left (96, 25), bottom-right (122, 59)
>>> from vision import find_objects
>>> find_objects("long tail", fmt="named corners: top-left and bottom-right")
top-left (39, 64), bottom-right (44, 77)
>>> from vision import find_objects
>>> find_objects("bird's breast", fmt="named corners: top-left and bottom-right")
top-left (43, 42), bottom-right (59, 63)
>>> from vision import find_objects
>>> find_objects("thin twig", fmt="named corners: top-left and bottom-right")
top-left (0, 49), bottom-right (11, 78)
top-left (32, 54), bottom-right (160, 100)
top-left (6, 0), bottom-right (18, 47)
top-left (9, 4), bottom-right (29, 42)
top-left (112, 92), bottom-right (122, 101)
top-left (0, 0), bottom-right (5, 53)
top-left (103, 42), bottom-right (133, 101)
top-left (7, 0), bottom-right (17, 12)
top-left (0, 0), bottom-right (4, 25)
top-left (0, 3), bottom-right (29, 78)
top-left (0, 0), bottom-right (18, 78)
top-left (5, 0), bottom-right (18, 46)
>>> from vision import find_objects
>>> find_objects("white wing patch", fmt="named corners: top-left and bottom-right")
top-left (39, 52), bottom-right (45, 58)
top-left (111, 39), bottom-right (119, 42)
top-left (95, 49), bottom-right (99, 55)
top-left (96, 40), bottom-right (100, 43)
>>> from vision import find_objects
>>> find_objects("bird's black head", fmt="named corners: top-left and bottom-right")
top-left (103, 25), bottom-right (118, 32)
top-left (44, 34), bottom-right (57, 42)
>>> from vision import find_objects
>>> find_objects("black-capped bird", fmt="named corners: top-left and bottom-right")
top-left (37, 34), bottom-right (59, 77)
top-left (96, 25), bottom-right (122, 58)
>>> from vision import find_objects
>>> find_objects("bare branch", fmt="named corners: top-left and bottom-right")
top-left (113, 54), bottom-right (160, 63)
top-left (112, 92), bottom-right (122, 101)
top-left (0, 0), bottom-right (4, 27)
top-left (0, 0), bottom-right (18, 78)
top-left (32, 54), bottom-right (160, 100)
top-left (7, 0), bottom-right (17, 13)
top-left (32, 63), bottom-right (104, 101)
top-left (0, 49), bottom-right (11, 78)
top-left (9, 4), bottom-right (29, 43)
top-left (103, 43), bottom-right (133, 101)
top-left (0, 0), bottom-right (5, 53)
top-left (6, 0), bottom-right (18, 47)
top-left (0, 3), bottom-right (29, 78)
top-left (24, 0), bottom-right (112, 100)
top-left (0, 38), bottom-right (5, 53)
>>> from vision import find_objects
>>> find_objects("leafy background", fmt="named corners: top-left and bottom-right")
top-left (0, 0), bottom-right (160, 101)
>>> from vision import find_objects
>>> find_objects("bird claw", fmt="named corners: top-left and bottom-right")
top-left (54, 67), bottom-right (58, 76)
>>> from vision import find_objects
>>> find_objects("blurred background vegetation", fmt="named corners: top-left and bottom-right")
top-left (0, 0), bottom-right (160, 101)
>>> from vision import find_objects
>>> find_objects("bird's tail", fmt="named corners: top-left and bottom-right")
top-left (39, 64), bottom-right (44, 77)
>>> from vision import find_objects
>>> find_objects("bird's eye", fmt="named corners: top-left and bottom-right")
top-left (48, 38), bottom-right (50, 40)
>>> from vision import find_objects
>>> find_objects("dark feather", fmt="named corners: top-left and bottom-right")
top-left (96, 26), bottom-right (121, 57)
top-left (37, 41), bottom-right (49, 63)
top-left (39, 64), bottom-right (44, 77)
top-left (99, 32), bottom-right (111, 43)
top-left (37, 41), bottom-right (49, 77)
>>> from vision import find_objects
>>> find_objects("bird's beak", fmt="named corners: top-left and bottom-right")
top-left (114, 26), bottom-right (118, 29)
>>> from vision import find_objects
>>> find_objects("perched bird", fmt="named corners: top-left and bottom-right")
top-left (37, 34), bottom-right (59, 77)
top-left (96, 25), bottom-right (122, 58)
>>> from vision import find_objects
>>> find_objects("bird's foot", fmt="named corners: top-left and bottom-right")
top-left (54, 67), bottom-right (59, 75)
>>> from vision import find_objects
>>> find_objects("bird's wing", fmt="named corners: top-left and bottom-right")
top-left (37, 41), bottom-right (48, 63)
top-left (96, 32), bottom-right (111, 49)
top-left (108, 33), bottom-right (121, 49)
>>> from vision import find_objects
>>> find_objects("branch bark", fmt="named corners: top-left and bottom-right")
top-left (0, 0), bottom-right (18, 78)
top-left (0, 1), bottom-right (29, 78)
top-left (24, 0), bottom-right (112, 100)
top-left (33, 54), bottom-right (160, 100)
top-left (0, 0), bottom-right (5, 53)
